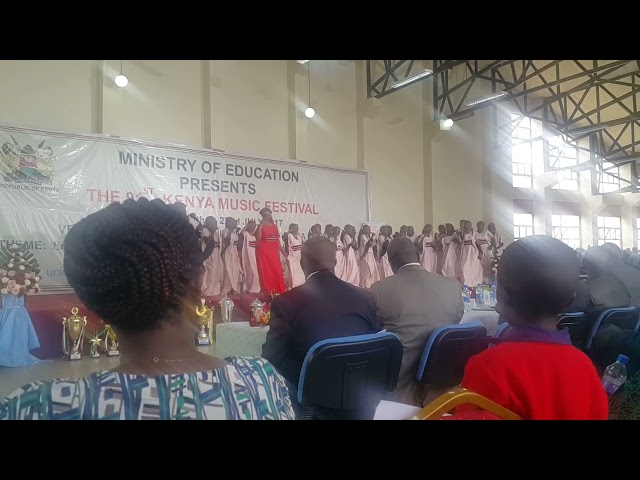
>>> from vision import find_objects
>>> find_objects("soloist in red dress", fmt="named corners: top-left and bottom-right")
top-left (256, 222), bottom-right (286, 294)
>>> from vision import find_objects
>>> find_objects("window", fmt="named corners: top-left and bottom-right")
top-left (597, 162), bottom-right (620, 193)
top-left (511, 114), bottom-right (543, 189)
top-left (597, 216), bottom-right (621, 248)
top-left (552, 214), bottom-right (581, 249)
top-left (550, 135), bottom-right (579, 191)
top-left (637, 217), bottom-right (640, 248)
top-left (513, 213), bottom-right (533, 240)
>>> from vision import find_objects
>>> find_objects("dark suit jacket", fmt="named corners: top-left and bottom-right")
top-left (262, 270), bottom-right (380, 391)
top-left (371, 264), bottom-right (464, 405)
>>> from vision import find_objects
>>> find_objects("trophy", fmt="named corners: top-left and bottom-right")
top-left (105, 325), bottom-right (120, 356)
top-left (195, 298), bottom-right (213, 346)
top-left (219, 294), bottom-right (234, 323)
top-left (62, 307), bottom-right (87, 360)
top-left (89, 329), bottom-right (103, 358)
top-left (249, 298), bottom-right (264, 327)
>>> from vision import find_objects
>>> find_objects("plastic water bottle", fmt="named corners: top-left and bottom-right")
top-left (489, 283), bottom-right (497, 307)
top-left (462, 285), bottom-right (471, 312)
top-left (476, 284), bottom-right (485, 307)
top-left (602, 354), bottom-right (629, 396)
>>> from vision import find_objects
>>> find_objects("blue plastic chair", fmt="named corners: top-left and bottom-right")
top-left (297, 331), bottom-right (403, 420)
top-left (585, 307), bottom-right (640, 350)
top-left (416, 321), bottom-right (488, 407)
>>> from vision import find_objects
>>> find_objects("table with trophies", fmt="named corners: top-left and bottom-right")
top-left (214, 296), bottom-right (271, 358)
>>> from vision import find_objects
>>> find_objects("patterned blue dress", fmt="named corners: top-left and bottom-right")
top-left (0, 356), bottom-right (295, 420)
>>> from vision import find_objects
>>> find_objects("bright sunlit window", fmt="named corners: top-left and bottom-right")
top-left (597, 162), bottom-right (620, 193)
top-left (513, 213), bottom-right (534, 240)
top-left (550, 135), bottom-right (579, 191)
top-left (597, 216), bottom-right (621, 248)
top-left (552, 214), bottom-right (581, 250)
top-left (511, 114), bottom-right (543, 189)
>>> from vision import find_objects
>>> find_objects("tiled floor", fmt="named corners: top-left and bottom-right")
top-left (0, 344), bottom-right (217, 398)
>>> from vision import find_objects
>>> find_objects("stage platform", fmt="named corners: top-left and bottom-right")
top-left (23, 292), bottom-right (268, 360)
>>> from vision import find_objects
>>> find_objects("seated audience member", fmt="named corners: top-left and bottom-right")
top-left (262, 237), bottom-right (380, 413)
top-left (371, 236), bottom-right (464, 406)
top-left (601, 242), bottom-right (640, 307)
top-left (459, 235), bottom-right (608, 420)
top-left (628, 248), bottom-right (640, 269)
top-left (592, 325), bottom-right (640, 419)
top-left (0, 199), bottom-right (294, 420)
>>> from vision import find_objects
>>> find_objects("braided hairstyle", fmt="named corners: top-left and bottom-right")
top-left (63, 198), bottom-right (203, 333)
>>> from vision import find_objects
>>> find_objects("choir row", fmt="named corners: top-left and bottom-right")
top-left (194, 214), bottom-right (504, 296)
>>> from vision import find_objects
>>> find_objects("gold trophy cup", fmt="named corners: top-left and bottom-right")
top-left (62, 307), bottom-right (87, 361)
top-left (105, 325), bottom-right (120, 356)
top-left (195, 298), bottom-right (213, 346)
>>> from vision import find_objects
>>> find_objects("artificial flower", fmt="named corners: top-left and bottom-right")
top-left (0, 288), bottom-right (7, 295)
top-left (0, 269), bottom-right (6, 276)
top-left (18, 265), bottom-right (25, 271)
top-left (24, 273), bottom-right (31, 279)
top-left (34, 276), bottom-right (40, 282)
top-left (7, 280), bottom-right (16, 288)
top-left (19, 258), bottom-right (25, 263)
top-left (1, 277), bottom-right (7, 284)
top-left (24, 279), bottom-right (31, 286)
top-left (7, 263), bottom-right (13, 269)
top-left (33, 283), bottom-right (39, 289)
top-left (8, 271), bottom-right (15, 277)
top-left (28, 289), bottom-right (35, 294)
top-left (11, 286), bottom-right (20, 295)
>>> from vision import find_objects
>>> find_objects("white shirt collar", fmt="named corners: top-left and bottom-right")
top-left (399, 263), bottom-right (421, 272)
top-left (306, 271), bottom-right (322, 281)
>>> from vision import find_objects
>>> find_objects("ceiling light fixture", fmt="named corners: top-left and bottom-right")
top-left (391, 69), bottom-right (433, 89)
top-left (304, 63), bottom-right (315, 118)
top-left (297, 60), bottom-right (310, 64)
top-left (114, 60), bottom-right (128, 88)
top-left (466, 91), bottom-right (507, 107)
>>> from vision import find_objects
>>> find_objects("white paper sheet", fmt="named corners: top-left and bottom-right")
top-left (373, 400), bottom-right (421, 420)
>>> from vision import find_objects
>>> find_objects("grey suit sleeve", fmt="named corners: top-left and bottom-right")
top-left (371, 286), bottom-right (383, 330)
top-left (451, 283), bottom-right (465, 324)
top-left (261, 297), bottom-right (291, 372)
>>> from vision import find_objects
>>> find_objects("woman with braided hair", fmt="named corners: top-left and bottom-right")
top-left (0, 198), bottom-right (295, 420)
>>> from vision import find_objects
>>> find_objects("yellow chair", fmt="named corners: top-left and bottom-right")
top-left (410, 387), bottom-right (522, 420)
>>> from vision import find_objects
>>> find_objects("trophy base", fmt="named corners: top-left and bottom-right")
top-left (196, 338), bottom-right (211, 346)
top-left (69, 352), bottom-right (81, 361)
top-left (107, 350), bottom-right (120, 357)
top-left (91, 352), bottom-right (100, 358)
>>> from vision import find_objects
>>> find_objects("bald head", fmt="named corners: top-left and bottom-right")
top-left (583, 246), bottom-right (611, 276)
top-left (602, 242), bottom-right (623, 263)
top-left (300, 236), bottom-right (337, 277)
top-left (387, 236), bottom-right (419, 273)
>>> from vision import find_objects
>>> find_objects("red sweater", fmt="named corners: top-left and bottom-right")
top-left (460, 340), bottom-right (608, 420)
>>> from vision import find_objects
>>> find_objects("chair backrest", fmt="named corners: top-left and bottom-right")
top-left (586, 307), bottom-right (640, 350)
top-left (297, 332), bottom-right (403, 411)
top-left (411, 387), bottom-right (522, 420)
top-left (493, 322), bottom-right (512, 338)
top-left (416, 321), bottom-right (488, 387)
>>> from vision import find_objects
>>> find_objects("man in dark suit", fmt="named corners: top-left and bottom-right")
top-left (371, 236), bottom-right (464, 406)
top-left (262, 236), bottom-right (380, 410)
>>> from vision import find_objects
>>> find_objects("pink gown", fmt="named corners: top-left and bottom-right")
top-left (241, 231), bottom-right (260, 294)
top-left (459, 232), bottom-right (484, 287)
top-left (287, 233), bottom-right (305, 288)
top-left (476, 230), bottom-right (491, 282)
top-left (359, 234), bottom-right (380, 288)
top-left (420, 235), bottom-right (437, 273)
top-left (222, 229), bottom-right (242, 294)
top-left (341, 234), bottom-right (360, 287)
top-left (334, 236), bottom-right (346, 280)
top-left (201, 228), bottom-right (223, 296)
top-left (378, 234), bottom-right (394, 279)
top-left (441, 235), bottom-right (460, 280)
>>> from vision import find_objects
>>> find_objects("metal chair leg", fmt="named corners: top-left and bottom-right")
top-left (303, 406), bottom-right (315, 420)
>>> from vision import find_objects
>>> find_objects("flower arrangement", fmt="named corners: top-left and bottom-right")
top-left (0, 243), bottom-right (41, 296)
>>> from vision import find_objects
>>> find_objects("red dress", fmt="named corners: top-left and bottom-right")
top-left (256, 222), bottom-right (286, 294)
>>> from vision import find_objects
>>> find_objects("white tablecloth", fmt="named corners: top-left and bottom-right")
top-left (215, 321), bottom-right (270, 358)
top-left (459, 309), bottom-right (500, 335)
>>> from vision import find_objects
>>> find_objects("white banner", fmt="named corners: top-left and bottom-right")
top-left (0, 124), bottom-right (370, 291)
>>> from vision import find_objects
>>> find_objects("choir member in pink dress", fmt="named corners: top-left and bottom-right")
top-left (341, 224), bottom-right (360, 286)
top-left (222, 218), bottom-right (242, 294)
top-left (475, 221), bottom-right (492, 282)
top-left (308, 224), bottom-right (322, 239)
top-left (323, 224), bottom-right (334, 239)
top-left (240, 220), bottom-right (261, 294)
top-left (435, 224), bottom-right (446, 274)
top-left (333, 226), bottom-right (346, 280)
top-left (286, 224), bottom-right (305, 288)
top-left (201, 217), bottom-right (223, 296)
top-left (441, 223), bottom-right (460, 280)
top-left (459, 220), bottom-right (484, 287)
top-left (419, 224), bottom-right (438, 273)
top-left (358, 224), bottom-right (380, 288)
top-left (378, 225), bottom-right (394, 279)
top-left (406, 226), bottom-right (416, 244)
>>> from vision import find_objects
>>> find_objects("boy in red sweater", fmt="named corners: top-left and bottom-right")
top-left (459, 235), bottom-right (608, 420)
